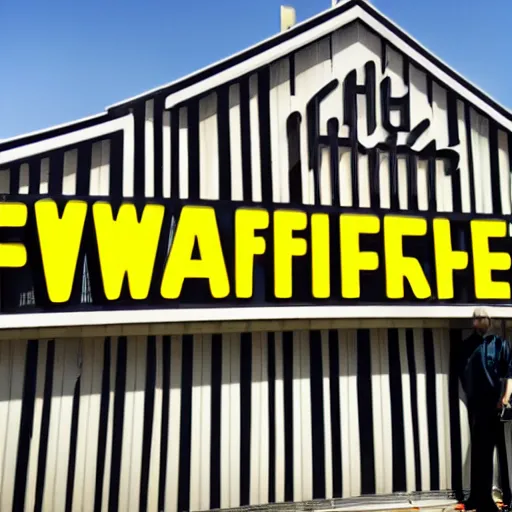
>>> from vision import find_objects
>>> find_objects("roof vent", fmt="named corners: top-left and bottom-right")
top-left (280, 5), bottom-right (296, 32)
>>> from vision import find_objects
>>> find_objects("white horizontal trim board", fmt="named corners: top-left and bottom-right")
top-left (0, 304), bottom-right (511, 330)
top-left (0, 115), bottom-right (133, 165)
top-left (0, 112), bottom-right (106, 146)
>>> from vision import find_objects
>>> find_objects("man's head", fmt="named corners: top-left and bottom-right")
top-left (473, 307), bottom-right (491, 335)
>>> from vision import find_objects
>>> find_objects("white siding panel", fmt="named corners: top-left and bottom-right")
top-left (40, 157), bottom-right (49, 194)
top-left (269, 58), bottom-right (290, 203)
top-left (249, 74), bottom-right (262, 203)
top-left (0, 340), bottom-right (26, 511)
top-left (0, 169), bottom-right (9, 193)
top-left (145, 100), bottom-right (155, 198)
top-left (199, 94), bottom-right (219, 200)
top-left (178, 108), bottom-right (189, 199)
top-left (63, 148), bottom-right (78, 195)
top-left (147, 336), bottom-right (163, 512)
top-left (164, 335), bottom-right (182, 512)
top-left (19, 162), bottom-right (30, 194)
top-left (162, 111), bottom-right (172, 198)
top-left (228, 84), bottom-right (244, 202)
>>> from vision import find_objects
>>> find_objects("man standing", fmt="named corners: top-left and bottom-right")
top-left (459, 308), bottom-right (512, 512)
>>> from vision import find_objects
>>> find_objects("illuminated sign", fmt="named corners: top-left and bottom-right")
top-left (1, 197), bottom-right (511, 312)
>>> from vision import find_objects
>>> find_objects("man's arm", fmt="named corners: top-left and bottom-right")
top-left (458, 333), bottom-right (478, 377)
top-left (500, 337), bottom-right (512, 406)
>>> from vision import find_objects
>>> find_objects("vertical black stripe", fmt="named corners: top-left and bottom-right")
top-left (49, 150), bottom-right (64, 195)
top-left (109, 132), bottom-right (124, 198)
top-left (268, 332), bottom-right (276, 503)
top-left (257, 68), bottom-right (273, 202)
top-left (448, 329), bottom-right (463, 499)
top-left (282, 331), bottom-right (294, 502)
top-left (153, 98), bottom-right (164, 199)
top-left (327, 118), bottom-right (340, 206)
top-left (489, 121), bottom-right (502, 215)
top-left (388, 328), bottom-right (406, 492)
top-left (139, 336), bottom-right (157, 511)
top-left (239, 78), bottom-right (253, 201)
top-left (34, 340), bottom-right (55, 512)
top-left (287, 112), bottom-right (303, 204)
top-left (450, 129), bottom-right (463, 216)
top-left (427, 155), bottom-right (437, 211)
top-left (170, 108), bottom-right (180, 199)
top-left (240, 332), bottom-right (252, 506)
top-left (210, 334), bottom-right (222, 509)
top-left (65, 373), bottom-right (81, 512)
top-left (389, 144), bottom-right (399, 210)
top-left (217, 87), bottom-right (232, 200)
top-left (423, 328), bottom-right (440, 490)
top-left (76, 143), bottom-right (92, 196)
top-left (133, 103), bottom-right (146, 197)
top-left (357, 329), bottom-right (375, 494)
top-left (289, 54), bottom-right (296, 96)
top-left (365, 61), bottom-right (377, 141)
top-left (451, 167), bottom-right (463, 214)
top-left (158, 336), bottom-right (171, 511)
top-left (13, 340), bottom-right (39, 511)
top-left (406, 328), bottom-right (422, 491)
top-left (9, 162), bottom-right (20, 194)
top-left (108, 336), bottom-right (127, 512)
top-left (187, 101), bottom-right (200, 200)
top-left (177, 335), bottom-right (193, 512)
top-left (344, 70), bottom-right (360, 209)
top-left (28, 158), bottom-right (40, 194)
top-left (328, 330), bottom-right (342, 498)
top-left (380, 41), bottom-right (387, 74)
top-left (447, 90), bottom-right (460, 147)
top-left (427, 76), bottom-right (433, 105)
top-left (464, 103), bottom-right (477, 213)
top-left (406, 154), bottom-right (418, 211)
top-left (368, 148), bottom-right (380, 209)
top-left (310, 330), bottom-right (326, 499)
top-left (94, 338), bottom-right (111, 510)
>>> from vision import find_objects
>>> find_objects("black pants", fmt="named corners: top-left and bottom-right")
top-left (468, 404), bottom-right (511, 511)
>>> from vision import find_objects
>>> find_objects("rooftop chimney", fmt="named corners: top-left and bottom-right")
top-left (280, 5), bottom-right (296, 32)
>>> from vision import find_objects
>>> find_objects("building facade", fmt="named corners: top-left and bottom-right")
top-left (1, 0), bottom-right (512, 510)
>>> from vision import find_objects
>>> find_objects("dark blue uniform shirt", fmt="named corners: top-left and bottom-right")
top-left (459, 331), bottom-right (512, 409)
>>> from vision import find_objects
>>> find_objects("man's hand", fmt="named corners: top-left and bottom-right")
top-left (499, 393), bottom-right (511, 408)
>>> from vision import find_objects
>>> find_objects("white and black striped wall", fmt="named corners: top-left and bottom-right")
top-left (0, 326), bottom-right (471, 512)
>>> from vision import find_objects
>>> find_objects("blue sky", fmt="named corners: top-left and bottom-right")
top-left (1, 0), bottom-right (511, 139)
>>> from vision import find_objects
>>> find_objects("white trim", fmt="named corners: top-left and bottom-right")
top-left (0, 115), bottom-right (134, 166)
top-left (160, 4), bottom-right (512, 133)
top-left (360, 1), bottom-right (511, 118)
top-left (0, 112), bottom-right (106, 146)
top-left (1, 304), bottom-right (512, 330)
top-left (356, 8), bottom-right (512, 130)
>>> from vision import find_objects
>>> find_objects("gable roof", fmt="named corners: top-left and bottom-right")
top-left (2, 0), bottom-right (511, 151)
top-left (108, 0), bottom-right (512, 125)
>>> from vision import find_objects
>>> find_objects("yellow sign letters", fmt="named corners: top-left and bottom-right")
top-left (2, 198), bottom-right (512, 305)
